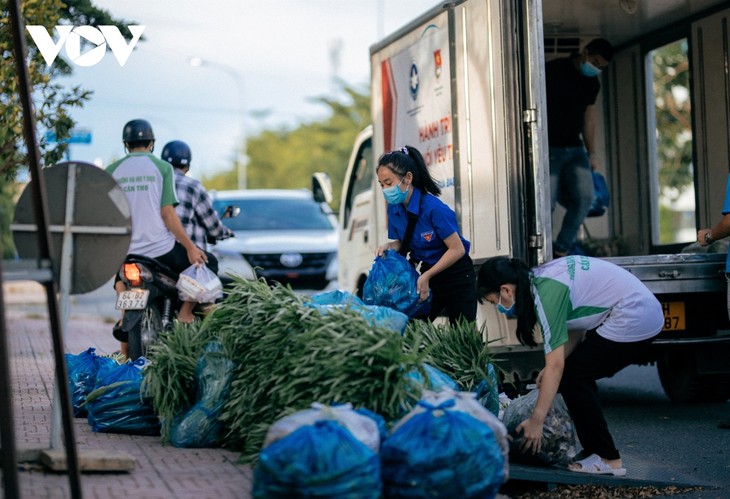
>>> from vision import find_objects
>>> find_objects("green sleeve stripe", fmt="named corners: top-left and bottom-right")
top-left (571, 305), bottom-right (610, 319)
top-left (105, 158), bottom-right (122, 175)
top-left (532, 276), bottom-right (570, 353)
top-left (149, 155), bottom-right (179, 207)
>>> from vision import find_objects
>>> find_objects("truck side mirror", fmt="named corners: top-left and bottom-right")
top-left (312, 172), bottom-right (333, 204)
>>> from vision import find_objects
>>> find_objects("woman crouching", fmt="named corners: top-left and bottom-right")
top-left (477, 255), bottom-right (663, 476)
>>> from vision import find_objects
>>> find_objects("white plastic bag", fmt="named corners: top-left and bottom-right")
top-left (263, 402), bottom-right (381, 453)
top-left (176, 263), bottom-right (223, 302)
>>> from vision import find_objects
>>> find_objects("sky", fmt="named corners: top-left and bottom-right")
top-left (48, 0), bottom-right (438, 181)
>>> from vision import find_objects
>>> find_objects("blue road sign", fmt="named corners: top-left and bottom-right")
top-left (45, 129), bottom-right (92, 144)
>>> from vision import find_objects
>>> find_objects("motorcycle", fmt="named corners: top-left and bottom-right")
top-left (114, 204), bottom-right (240, 360)
top-left (114, 254), bottom-right (181, 360)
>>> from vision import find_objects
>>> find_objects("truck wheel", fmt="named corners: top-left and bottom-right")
top-left (657, 351), bottom-right (730, 403)
top-left (127, 307), bottom-right (161, 361)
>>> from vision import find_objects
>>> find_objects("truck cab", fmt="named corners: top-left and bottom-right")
top-left (335, 0), bottom-right (730, 403)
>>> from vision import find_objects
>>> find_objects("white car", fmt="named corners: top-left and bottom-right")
top-left (210, 189), bottom-right (338, 292)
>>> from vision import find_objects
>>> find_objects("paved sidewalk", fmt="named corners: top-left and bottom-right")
top-left (2, 308), bottom-right (253, 499)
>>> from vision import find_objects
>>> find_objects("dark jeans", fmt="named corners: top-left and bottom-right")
top-left (558, 329), bottom-right (656, 460)
top-left (550, 146), bottom-right (594, 254)
top-left (420, 254), bottom-right (477, 325)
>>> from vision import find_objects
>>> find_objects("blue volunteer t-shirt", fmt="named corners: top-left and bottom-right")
top-left (386, 187), bottom-right (470, 265)
top-left (722, 174), bottom-right (730, 272)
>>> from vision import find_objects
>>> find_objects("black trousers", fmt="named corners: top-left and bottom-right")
top-left (419, 254), bottom-right (477, 325)
top-left (156, 241), bottom-right (219, 275)
top-left (558, 329), bottom-right (656, 460)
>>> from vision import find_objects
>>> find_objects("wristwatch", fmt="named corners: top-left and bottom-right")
top-left (704, 231), bottom-right (712, 244)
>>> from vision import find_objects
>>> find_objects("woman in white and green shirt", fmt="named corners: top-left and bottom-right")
top-left (477, 255), bottom-right (663, 476)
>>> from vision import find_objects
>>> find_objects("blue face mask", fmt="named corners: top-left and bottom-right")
top-left (496, 294), bottom-right (516, 318)
top-left (580, 61), bottom-right (602, 78)
top-left (382, 179), bottom-right (409, 204)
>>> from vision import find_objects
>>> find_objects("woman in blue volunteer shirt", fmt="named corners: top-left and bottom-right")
top-left (477, 255), bottom-right (663, 476)
top-left (375, 145), bottom-right (477, 324)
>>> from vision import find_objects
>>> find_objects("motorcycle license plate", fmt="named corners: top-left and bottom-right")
top-left (116, 289), bottom-right (150, 310)
top-left (661, 301), bottom-right (685, 331)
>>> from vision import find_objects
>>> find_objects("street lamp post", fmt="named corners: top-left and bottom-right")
top-left (189, 57), bottom-right (247, 190)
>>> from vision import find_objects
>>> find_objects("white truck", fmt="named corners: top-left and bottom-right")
top-left (334, 0), bottom-right (730, 402)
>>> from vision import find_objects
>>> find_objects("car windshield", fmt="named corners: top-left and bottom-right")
top-left (214, 197), bottom-right (334, 231)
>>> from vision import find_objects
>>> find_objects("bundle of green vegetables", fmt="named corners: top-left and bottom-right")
top-left (403, 318), bottom-right (494, 391)
top-left (144, 277), bottom-right (427, 463)
top-left (142, 321), bottom-right (215, 441)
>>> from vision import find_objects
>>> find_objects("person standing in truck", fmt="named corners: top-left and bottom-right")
top-left (546, 38), bottom-right (614, 257)
top-left (477, 255), bottom-right (663, 475)
top-left (697, 175), bottom-right (730, 429)
top-left (375, 145), bottom-right (477, 324)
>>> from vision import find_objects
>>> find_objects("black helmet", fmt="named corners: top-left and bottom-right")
top-left (122, 119), bottom-right (155, 142)
top-left (161, 140), bottom-right (192, 168)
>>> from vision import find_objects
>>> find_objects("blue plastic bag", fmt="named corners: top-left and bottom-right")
top-left (363, 250), bottom-right (432, 318)
top-left (355, 407), bottom-right (389, 443)
top-left (170, 341), bottom-right (234, 448)
top-left (474, 363), bottom-right (500, 417)
top-left (253, 420), bottom-right (381, 498)
top-left (587, 171), bottom-right (610, 217)
top-left (309, 289), bottom-right (366, 308)
top-left (85, 379), bottom-right (161, 436)
top-left (94, 357), bottom-right (145, 390)
top-left (406, 363), bottom-right (460, 394)
top-left (381, 399), bottom-right (504, 499)
top-left (65, 348), bottom-right (117, 417)
top-left (307, 290), bottom-right (410, 334)
top-left (359, 305), bottom-right (409, 334)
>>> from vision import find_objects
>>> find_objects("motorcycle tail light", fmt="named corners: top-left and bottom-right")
top-left (122, 263), bottom-right (142, 287)
top-left (121, 263), bottom-right (153, 287)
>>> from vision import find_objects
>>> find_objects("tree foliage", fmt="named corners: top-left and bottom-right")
top-left (204, 83), bottom-right (371, 212)
top-left (653, 39), bottom-right (692, 198)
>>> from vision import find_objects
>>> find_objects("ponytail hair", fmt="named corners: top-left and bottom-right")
top-left (376, 145), bottom-right (441, 196)
top-left (476, 256), bottom-right (537, 347)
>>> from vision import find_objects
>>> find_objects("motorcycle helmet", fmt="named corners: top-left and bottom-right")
top-left (122, 119), bottom-right (155, 142)
top-left (161, 140), bottom-right (192, 168)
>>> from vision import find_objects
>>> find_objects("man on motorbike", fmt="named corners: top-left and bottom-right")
top-left (106, 119), bottom-right (208, 356)
top-left (161, 140), bottom-right (233, 251)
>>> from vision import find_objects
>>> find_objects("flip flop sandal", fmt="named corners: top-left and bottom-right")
top-left (568, 453), bottom-right (627, 477)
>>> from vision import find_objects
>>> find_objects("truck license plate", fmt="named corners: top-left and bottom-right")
top-left (661, 301), bottom-right (685, 331)
top-left (115, 289), bottom-right (149, 310)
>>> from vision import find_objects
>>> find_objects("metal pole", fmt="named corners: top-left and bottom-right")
top-left (50, 164), bottom-right (77, 449)
top-left (7, 1), bottom-right (83, 497)
top-left (0, 260), bottom-right (19, 499)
